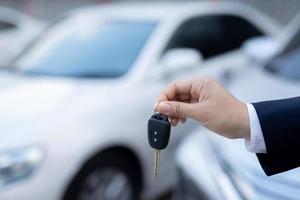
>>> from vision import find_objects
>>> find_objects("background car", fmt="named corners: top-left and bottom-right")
top-left (0, 2), bottom-right (279, 200)
top-left (175, 13), bottom-right (300, 200)
top-left (0, 6), bottom-right (43, 66)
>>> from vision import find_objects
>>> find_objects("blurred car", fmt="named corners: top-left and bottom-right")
top-left (0, 2), bottom-right (279, 200)
top-left (175, 13), bottom-right (300, 200)
top-left (0, 7), bottom-right (43, 66)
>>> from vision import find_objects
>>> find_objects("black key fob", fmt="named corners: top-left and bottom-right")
top-left (148, 113), bottom-right (171, 150)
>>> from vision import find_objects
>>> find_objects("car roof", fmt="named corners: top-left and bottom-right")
top-left (68, 1), bottom-right (263, 21)
top-left (0, 6), bottom-right (39, 24)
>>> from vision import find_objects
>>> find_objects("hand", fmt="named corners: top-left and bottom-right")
top-left (155, 77), bottom-right (250, 139)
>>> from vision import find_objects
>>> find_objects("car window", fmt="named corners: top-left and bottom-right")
top-left (14, 19), bottom-right (156, 78)
top-left (165, 15), bottom-right (263, 59)
top-left (0, 21), bottom-right (16, 31)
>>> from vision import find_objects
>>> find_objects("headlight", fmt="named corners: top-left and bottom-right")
top-left (0, 145), bottom-right (45, 187)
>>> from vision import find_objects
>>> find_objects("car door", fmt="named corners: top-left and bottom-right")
top-left (160, 14), bottom-right (266, 150)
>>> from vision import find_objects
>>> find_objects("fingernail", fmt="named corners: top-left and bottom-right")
top-left (157, 102), bottom-right (171, 114)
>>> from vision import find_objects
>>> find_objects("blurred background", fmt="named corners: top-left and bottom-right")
top-left (1, 0), bottom-right (300, 23)
top-left (0, 0), bottom-right (299, 200)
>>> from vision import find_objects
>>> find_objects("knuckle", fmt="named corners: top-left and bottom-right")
top-left (173, 103), bottom-right (183, 117)
top-left (169, 80), bottom-right (178, 88)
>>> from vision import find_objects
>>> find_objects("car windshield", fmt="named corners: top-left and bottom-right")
top-left (13, 17), bottom-right (156, 77)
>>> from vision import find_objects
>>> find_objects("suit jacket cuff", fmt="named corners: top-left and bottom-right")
top-left (253, 97), bottom-right (300, 176)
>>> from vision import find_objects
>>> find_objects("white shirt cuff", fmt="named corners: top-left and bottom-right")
top-left (245, 103), bottom-right (267, 153)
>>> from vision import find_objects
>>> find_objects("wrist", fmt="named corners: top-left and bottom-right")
top-left (218, 100), bottom-right (250, 139)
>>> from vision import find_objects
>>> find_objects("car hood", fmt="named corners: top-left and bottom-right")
top-left (213, 67), bottom-right (300, 199)
top-left (0, 73), bottom-right (127, 150)
top-left (177, 66), bottom-right (300, 199)
top-left (227, 67), bottom-right (300, 102)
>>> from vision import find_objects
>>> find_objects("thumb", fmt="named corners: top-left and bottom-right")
top-left (156, 101), bottom-right (195, 118)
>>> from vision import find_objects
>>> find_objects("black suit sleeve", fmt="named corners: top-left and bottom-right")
top-left (253, 97), bottom-right (300, 176)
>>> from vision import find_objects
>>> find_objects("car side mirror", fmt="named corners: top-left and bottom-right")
top-left (241, 36), bottom-right (280, 64)
top-left (160, 48), bottom-right (203, 77)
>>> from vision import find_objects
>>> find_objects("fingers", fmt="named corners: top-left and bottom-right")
top-left (180, 118), bottom-right (187, 123)
top-left (170, 117), bottom-right (186, 126)
top-left (156, 101), bottom-right (196, 119)
top-left (154, 77), bottom-right (212, 125)
top-left (170, 117), bottom-right (179, 126)
top-left (155, 79), bottom-right (194, 105)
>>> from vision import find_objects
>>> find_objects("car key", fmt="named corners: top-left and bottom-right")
top-left (148, 113), bottom-right (171, 178)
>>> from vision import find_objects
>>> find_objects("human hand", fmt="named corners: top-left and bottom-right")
top-left (155, 77), bottom-right (250, 139)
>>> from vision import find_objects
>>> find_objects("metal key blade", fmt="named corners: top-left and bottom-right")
top-left (154, 149), bottom-right (160, 178)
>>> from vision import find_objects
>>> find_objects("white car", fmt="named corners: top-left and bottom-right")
top-left (0, 7), bottom-right (43, 66)
top-left (0, 2), bottom-right (279, 200)
top-left (175, 14), bottom-right (300, 200)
